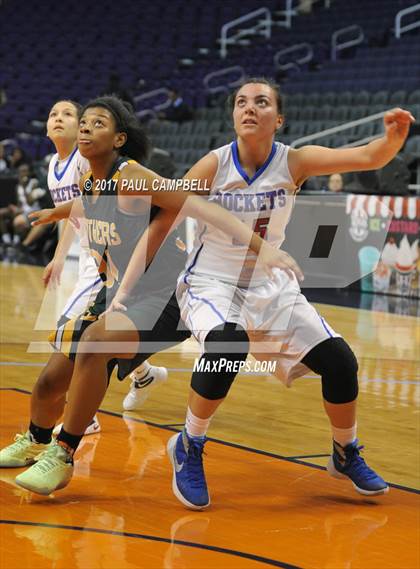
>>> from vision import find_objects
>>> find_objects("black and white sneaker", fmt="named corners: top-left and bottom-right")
top-left (53, 415), bottom-right (101, 437)
top-left (123, 366), bottom-right (168, 411)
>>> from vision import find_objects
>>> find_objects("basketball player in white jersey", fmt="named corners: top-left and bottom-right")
top-left (46, 101), bottom-right (102, 322)
top-left (162, 79), bottom-right (415, 509)
top-left (45, 101), bottom-right (167, 433)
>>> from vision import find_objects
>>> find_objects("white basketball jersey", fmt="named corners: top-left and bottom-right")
top-left (47, 148), bottom-right (90, 248)
top-left (184, 141), bottom-right (298, 286)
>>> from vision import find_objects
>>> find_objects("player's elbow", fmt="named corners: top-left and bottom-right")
top-left (356, 160), bottom-right (382, 172)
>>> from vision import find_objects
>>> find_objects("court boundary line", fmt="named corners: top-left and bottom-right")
top-left (0, 519), bottom-right (302, 569)
top-left (3, 387), bottom-right (419, 495)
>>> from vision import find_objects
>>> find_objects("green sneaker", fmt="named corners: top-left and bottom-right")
top-left (15, 443), bottom-right (74, 495)
top-left (0, 432), bottom-right (52, 468)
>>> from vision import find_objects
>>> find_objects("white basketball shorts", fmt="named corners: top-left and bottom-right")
top-left (176, 269), bottom-right (340, 386)
top-left (60, 248), bottom-right (102, 320)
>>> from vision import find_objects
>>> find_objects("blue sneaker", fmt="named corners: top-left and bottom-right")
top-left (167, 430), bottom-right (210, 510)
top-left (327, 440), bottom-right (389, 496)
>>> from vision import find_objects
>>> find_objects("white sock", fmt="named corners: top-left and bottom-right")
top-left (331, 424), bottom-right (357, 447)
top-left (132, 360), bottom-right (151, 380)
top-left (185, 407), bottom-right (212, 438)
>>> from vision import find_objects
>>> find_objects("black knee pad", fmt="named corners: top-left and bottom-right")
top-left (191, 322), bottom-right (250, 400)
top-left (302, 337), bottom-right (358, 404)
top-left (203, 322), bottom-right (250, 355)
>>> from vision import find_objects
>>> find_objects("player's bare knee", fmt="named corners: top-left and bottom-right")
top-left (78, 322), bottom-right (107, 357)
top-left (78, 324), bottom-right (137, 362)
top-left (34, 368), bottom-right (65, 400)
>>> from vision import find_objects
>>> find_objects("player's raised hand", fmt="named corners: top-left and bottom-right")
top-left (383, 108), bottom-right (415, 146)
top-left (43, 259), bottom-right (64, 288)
top-left (99, 291), bottom-right (129, 319)
top-left (28, 208), bottom-right (57, 226)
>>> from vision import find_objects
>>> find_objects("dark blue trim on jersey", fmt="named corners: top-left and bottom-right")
top-left (182, 224), bottom-right (207, 285)
top-left (231, 141), bottom-right (277, 185)
top-left (319, 315), bottom-right (333, 338)
top-left (54, 147), bottom-right (78, 182)
top-left (186, 287), bottom-right (226, 324)
top-left (181, 224), bottom-right (226, 325)
top-left (62, 277), bottom-right (102, 317)
top-left (183, 243), bottom-right (204, 285)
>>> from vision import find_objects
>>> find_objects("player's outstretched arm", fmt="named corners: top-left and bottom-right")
top-left (288, 107), bottom-right (415, 187)
top-left (28, 198), bottom-right (83, 226)
top-left (119, 159), bottom-right (303, 280)
top-left (119, 157), bottom-right (278, 256)
top-left (101, 208), bottom-right (181, 315)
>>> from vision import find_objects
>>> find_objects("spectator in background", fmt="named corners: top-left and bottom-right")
top-left (6, 146), bottom-right (31, 171)
top-left (327, 173), bottom-right (344, 192)
top-left (0, 143), bottom-right (8, 173)
top-left (14, 163), bottom-right (51, 249)
top-left (147, 147), bottom-right (176, 178)
top-left (0, 87), bottom-right (6, 107)
top-left (206, 89), bottom-right (227, 108)
top-left (18, 194), bottom-right (54, 252)
top-left (159, 89), bottom-right (193, 123)
top-left (0, 164), bottom-right (46, 246)
top-left (103, 73), bottom-right (135, 109)
top-left (298, 0), bottom-right (314, 14)
top-left (301, 173), bottom-right (345, 193)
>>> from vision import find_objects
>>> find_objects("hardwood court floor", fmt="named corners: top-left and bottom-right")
top-left (1, 263), bottom-right (419, 568)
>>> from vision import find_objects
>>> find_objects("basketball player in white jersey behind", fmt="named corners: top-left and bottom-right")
top-left (44, 101), bottom-right (167, 435)
top-left (159, 79), bottom-right (414, 509)
top-left (45, 101), bottom-right (102, 327)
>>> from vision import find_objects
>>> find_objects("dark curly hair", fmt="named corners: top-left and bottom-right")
top-left (81, 95), bottom-right (150, 163)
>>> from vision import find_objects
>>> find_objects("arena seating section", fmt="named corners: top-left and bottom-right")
top-left (0, 0), bottom-right (419, 177)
